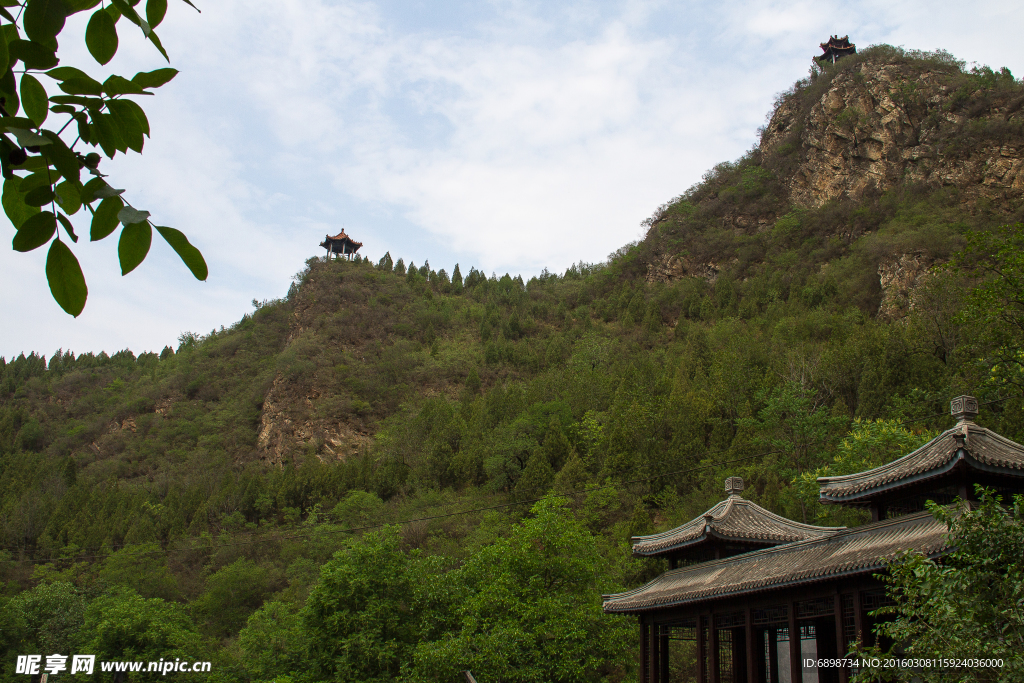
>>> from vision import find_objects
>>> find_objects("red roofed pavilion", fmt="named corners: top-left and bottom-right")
top-left (320, 230), bottom-right (363, 260)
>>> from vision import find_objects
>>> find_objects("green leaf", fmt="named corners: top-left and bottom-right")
top-left (102, 74), bottom-right (147, 96)
top-left (56, 210), bottom-right (77, 241)
top-left (54, 180), bottom-right (80, 215)
top-left (0, 68), bottom-right (20, 116)
top-left (90, 195), bottom-right (122, 240)
top-left (0, 22), bottom-right (9, 79)
top-left (85, 8), bottom-right (118, 65)
top-left (119, 98), bottom-right (149, 136)
top-left (40, 130), bottom-right (81, 184)
top-left (7, 39), bottom-right (59, 70)
top-left (24, 0), bottom-right (69, 43)
top-left (92, 183), bottom-right (125, 198)
top-left (24, 184), bottom-right (54, 206)
top-left (45, 66), bottom-right (93, 82)
top-left (19, 74), bottom-right (48, 126)
top-left (58, 77), bottom-right (105, 96)
top-left (5, 127), bottom-right (52, 148)
top-left (65, 0), bottom-right (103, 13)
top-left (91, 111), bottom-right (122, 157)
top-left (146, 0), bottom-right (166, 27)
top-left (50, 104), bottom-right (75, 115)
top-left (147, 29), bottom-right (169, 61)
top-left (118, 220), bottom-right (151, 274)
top-left (18, 169), bottom-right (58, 193)
top-left (12, 209), bottom-right (56, 251)
top-left (106, 99), bottom-right (143, 152)
top-left (49, 95), bottom-right (105, 109)
top-left (46, 238), bottom-right (88, 316)
top-left (2, 176), bottom-right (39, 228)
top-left (80, 176), bottom-right (105, 203)
top-left (156, 226), bottom-right (207, 280)
top-left (117, 205), bottom-right (149, 225)
top-left (130, 67), bottom-right (177, 89)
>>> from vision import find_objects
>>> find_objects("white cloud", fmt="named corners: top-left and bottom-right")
top-left (1, 0), bottom-right (1022, 356)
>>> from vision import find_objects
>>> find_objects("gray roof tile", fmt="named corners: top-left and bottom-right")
top-left (605, 511), bottom-right (946, 613)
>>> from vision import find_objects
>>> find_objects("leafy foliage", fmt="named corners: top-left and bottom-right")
top-left (854, 490), bottom-right (1024, 682)
top-left (2, 0), bottom-right (206, 316)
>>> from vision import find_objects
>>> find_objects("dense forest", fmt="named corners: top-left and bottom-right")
top-left (2, 46), bottom-right (1024, 682)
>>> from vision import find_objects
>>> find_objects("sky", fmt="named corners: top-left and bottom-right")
top-left (2, 0), bottom-right (1022, 359)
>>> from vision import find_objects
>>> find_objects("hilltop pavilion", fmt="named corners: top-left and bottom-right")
top-left (320, 230), bottom-right (363, 260)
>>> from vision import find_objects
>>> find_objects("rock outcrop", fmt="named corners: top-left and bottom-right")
top-left (761, 62), bottom-right (1024, 210)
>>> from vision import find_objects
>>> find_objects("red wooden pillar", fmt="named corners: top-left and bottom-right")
top-left (788, 600), bottom-right (801, 683)
top-left (746, 607), bottom-right (756, 683)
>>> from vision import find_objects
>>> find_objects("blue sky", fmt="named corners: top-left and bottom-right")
top-left (2, 0), bottom-right (1022, 358)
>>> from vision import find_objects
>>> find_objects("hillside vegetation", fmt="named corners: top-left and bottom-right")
top-left (1, 46), bottom-right (1023, 682)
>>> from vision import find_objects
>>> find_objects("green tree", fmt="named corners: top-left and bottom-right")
top-left (238, 601), bottom-right (309, 683)
top-left (302, 527), bottom-right (427, 683)
top-left (2, 0), bottom-right (206, 316)
top-left (410, 498), bottom-right (634, 683)
top-left (949, 223), bottom-right (1024, 390)
top-left (855, 490), bottom-right (1024, 682)
top-left (78, 587), bottom-right (207, 681)
top-left (193, 558), bottom-right (273, 637)
top-left (795, 419), bottom-right (936, 524)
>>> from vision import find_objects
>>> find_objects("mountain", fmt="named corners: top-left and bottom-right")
top-left (0, 45), bottom-right (1022, 681)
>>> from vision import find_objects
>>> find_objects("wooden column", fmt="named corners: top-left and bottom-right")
top-left (659, 625), bottom-right (670, 683)
top-left (709, 613), bottom-right (720, 683)
top-left (640, 617), bottom-right (650, 683)
top-left (853, 590), bottom-right (864, 652)
top-left (768, 629), bottom-right (779, 683)
top-left (651, 623), bottom-right (661, 683)
top-left (788, 601), bottom-right (801, 683)
top-left (746, 607), bottom-right (757, 683)
top-left (835, 592), bottom-right (849, 683)
top-left (697, 615), bottom-right (706, 683)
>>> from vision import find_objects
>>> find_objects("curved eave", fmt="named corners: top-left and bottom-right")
top-left (819, 450), bottom-right (1024, 504)
top-left (604, 548), bottom-right (945, 614)
top-left (631, 529), bottom-right (779, 558)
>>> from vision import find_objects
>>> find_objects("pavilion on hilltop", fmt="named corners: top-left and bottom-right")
top-left (816, 36), bottom-right (856, 64)
top-left (604, 396), bottom-right (1024, 683)
top-left (320, 230), bottom-right (363, 260)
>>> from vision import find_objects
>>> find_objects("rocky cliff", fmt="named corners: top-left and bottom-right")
top-left (641, 47), bottom-right (1024, 313)
top-left (761, 59), bottom-right (1024, 209)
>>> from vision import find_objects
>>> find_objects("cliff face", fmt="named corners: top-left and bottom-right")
top-left (761, 62), bottom-right (1024, 210)
top-left (642, 49), bottom-right (1024, 313)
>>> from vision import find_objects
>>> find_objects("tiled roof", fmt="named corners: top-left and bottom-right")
top-left (605, 511), bottom-right (946, 614)
top-left (818, 421), bottom-right (1024, 503)
top-left (631, 495), bottom-right (843, 557)
top-left (324, 230), bottom-right (363, 247)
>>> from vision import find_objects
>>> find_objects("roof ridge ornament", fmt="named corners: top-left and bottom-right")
top-left (950, 395), bottom-right (979, 423)
top-left (725, 476), bottom-right (744, 497)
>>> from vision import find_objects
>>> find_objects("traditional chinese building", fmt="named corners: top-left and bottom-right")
top-left (815, 36), bottom-right (856, 64)
top-left (320, 230), bottom-right (363, 260)
top-left (604, 396), bottom-right (1024, 683)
